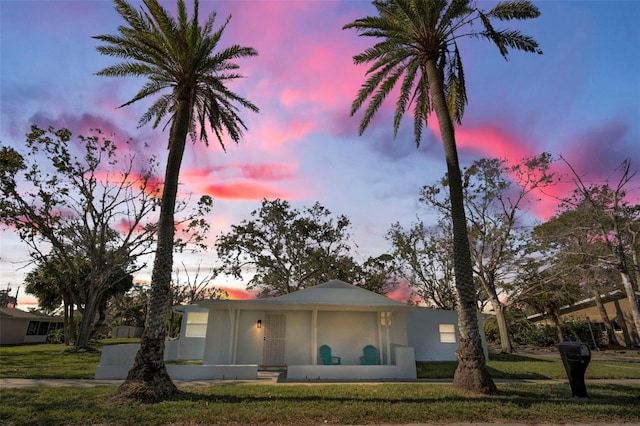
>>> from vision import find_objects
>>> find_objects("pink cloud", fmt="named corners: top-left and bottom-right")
top-left (30, 112), bottom-right (132, 141)
top-left (386, 280), bottom-right (412, 303)
top-left (223, 286), bottom-right (257, 300)
top-left (250, 119), bottom-right (317, 149)
top-left (204, 182), bottom-right (289, 200)
top-left (427, 120), bottom-right (534, 162)
top-left (182, 162), bottom-right (298, 184)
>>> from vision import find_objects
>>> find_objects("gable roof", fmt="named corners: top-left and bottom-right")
top-left (0, 307), bottom-right (62, 322)
top-left (198, 279), bottom-right (414, 312)
top-left (274, 280), bottom-right (408, 307)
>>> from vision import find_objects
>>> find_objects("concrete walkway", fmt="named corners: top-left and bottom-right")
top-left (2, 373), bottom-right (640, 388)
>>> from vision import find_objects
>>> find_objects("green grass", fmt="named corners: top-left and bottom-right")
top-left (0, 339), bottom-right (139, 379)
top-left (1, 343), bottom-right (639, 424)
top-left (2, 342), bottom-right (640, 380)
top-left (1, 383), bottom-right (639, 425)
top-left (418, 352), bottom-right (640, 380)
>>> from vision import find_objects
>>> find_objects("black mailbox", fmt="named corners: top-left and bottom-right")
top-left (558, 341), bottom-right (591, 397)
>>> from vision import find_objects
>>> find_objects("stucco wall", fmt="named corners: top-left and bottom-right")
top-left (406, 309), bottom-right (489, 361)
top-left (317, 311), bottom-right (380, 365)
top-left (407, 309), bottom-right (460, 361)
top-left (235, 310), bottom-right (264, 365)
top-left (284, 311), bottom-right (312, 364)
top-left (0, 319), bottom-right (28, 345)
top-left (203, 310), bottom-right (230, 364)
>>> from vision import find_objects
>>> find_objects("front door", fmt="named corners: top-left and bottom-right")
top-left (262, 313), bottom-right (286, 366)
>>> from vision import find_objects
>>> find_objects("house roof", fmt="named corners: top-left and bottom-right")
top-left (0, 306), bottom-right (62, 322)
top-left (198, 280), bottom-right (415, 312)
top-left (527, 290), bottom-right (640, 322)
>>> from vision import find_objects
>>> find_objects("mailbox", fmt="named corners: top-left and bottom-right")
top-left (558, 341), bottom-right (591, 398)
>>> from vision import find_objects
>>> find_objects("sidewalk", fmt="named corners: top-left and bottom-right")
top-left (2, 373), bottom-right (640, 388)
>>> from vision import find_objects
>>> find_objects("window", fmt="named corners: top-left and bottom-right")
top-left (380, 311), bottom-right (392, 326)
top-left (439, 324), bottom-right (456, 343)
top-left (185, 311), bottom-right (208, 338)
top-left (26, 321), bottom-right (39, 335)
top-left (37, 322), bottom-right (49, 335)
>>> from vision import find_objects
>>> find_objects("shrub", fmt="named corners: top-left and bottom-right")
top-left (484, 309), bottom-right (603, 349)
top-left (561, 321), bottom-right (604, 349)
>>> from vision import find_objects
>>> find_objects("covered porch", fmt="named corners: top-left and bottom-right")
top-left (198, 280), bottom-right (418, 380)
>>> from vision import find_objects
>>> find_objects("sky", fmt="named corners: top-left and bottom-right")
top-left (1, 0), bottom-right (639, 309)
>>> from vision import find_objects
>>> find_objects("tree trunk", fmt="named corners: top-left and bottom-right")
top-left (619, 271), bottom-right (640, 345)
top-left (631, 229), bottom-right (640, 291)
top-left (63, 301), bottom-right (70, 346)
top-left (492, 298), bottom-right (513, 353)
top-left (76, 292), bottom-right (98, 349)
top-left (592, 288), bottom-right (616, 346)
top-left (611, 222), bottom-right (640, 344)
top-left (69, 303), bottom-right (76, 344)
top-left (549, 309), bottom-right (563, 343)
top-left (117, 98), bottom-right (191, 402)
top-left (614, 299), bottom-right (633, 347)
top-left (483, 281), bottom-right (512, 353)
top-left (425, 58), bottom-right (495, 394)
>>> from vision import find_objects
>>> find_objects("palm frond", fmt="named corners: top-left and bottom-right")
top-left (479, 28), bottom-right (543, 57)
top-left (95, 0), bottom-right (258, 149)
top-left (394, 59), bottom-right (420, 137)
top-left (412, 75), bottom-right (430, 147)
top-left (444, 43), bottom-right (467, 124)
top-left (344, 0), bottom-right (541, 144)
top-left (488, 0), bottom-right (541, 20)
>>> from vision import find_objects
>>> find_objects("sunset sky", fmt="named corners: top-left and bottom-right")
top-left (1, 0), bottom-right (639, 307)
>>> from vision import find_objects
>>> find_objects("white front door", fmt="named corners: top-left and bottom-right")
top-left (262, 313), bottom-right (286, 366)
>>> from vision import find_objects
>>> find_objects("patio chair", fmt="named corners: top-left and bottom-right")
top-left (319, 345), bottom-right (341, 365)
top-left (359, 345), bottom-right (379, 365)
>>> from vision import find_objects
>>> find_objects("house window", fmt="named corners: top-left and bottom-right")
top-left (439, 324), bottom-right (456, 343)
top-left (26, 321), bottom-right (39, 335)
top-left (37, 322), bottom-right (49, 335)
top-left (380, 312), bottom-right (391, 326)
top-left (185, 311), bottom-right (208, 338)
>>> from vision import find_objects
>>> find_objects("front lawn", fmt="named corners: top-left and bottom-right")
top-left (1, 382), bottom-right (639, 425)
top-left (2, 342), bottom-right (640, 380)
top-left (2, 343), bottom-right (639, 424)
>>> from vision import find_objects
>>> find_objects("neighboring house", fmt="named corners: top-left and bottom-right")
top-left (96, 280), bottom-right (487, 380)
top-left (0, 307), bottom-right (63, 345)
top-left (527, 290), bottom-right (640, 347)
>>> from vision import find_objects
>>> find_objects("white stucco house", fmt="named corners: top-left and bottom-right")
top-left (96, 280), bottom-right (487, 380)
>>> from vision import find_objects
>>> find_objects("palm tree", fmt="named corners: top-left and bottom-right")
top-left (343, 0), bottom-right (542, 394)
top-left (94, 0), bottom-right (258, 401)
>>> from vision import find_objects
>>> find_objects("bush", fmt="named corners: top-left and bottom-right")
top-left (484, 310), bottom-right (603, 349)
top-left (561, 321), bottom-right (604, 349)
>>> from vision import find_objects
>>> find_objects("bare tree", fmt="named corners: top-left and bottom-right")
top-left (561, 157), bottom-right (640, 344)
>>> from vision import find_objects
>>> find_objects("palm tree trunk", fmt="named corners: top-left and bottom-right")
top-left (424, 59), bottom-right (496, 394)
top-left (117, 98), bottom-right (191, 402)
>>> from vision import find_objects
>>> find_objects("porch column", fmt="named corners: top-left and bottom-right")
top-left (311, 308), bottom-right (318, 364)
top-left (227, 308), bottom-right (236, 364)
top-left (377, 312), bottom-right (384, 364)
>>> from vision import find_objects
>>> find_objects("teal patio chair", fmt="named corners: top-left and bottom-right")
top-left (319, 345), bottom-right (341, 365)
top-left (359, 345), bottom-right (379, 365)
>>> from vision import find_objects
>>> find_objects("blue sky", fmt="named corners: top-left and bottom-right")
top-left (1, 0), bottom-right (639, 305)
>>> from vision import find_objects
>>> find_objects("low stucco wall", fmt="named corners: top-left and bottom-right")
top-left (94, 343), bottom-right (257, 380)
top-left (287, 346), bottom-right (417, 380)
